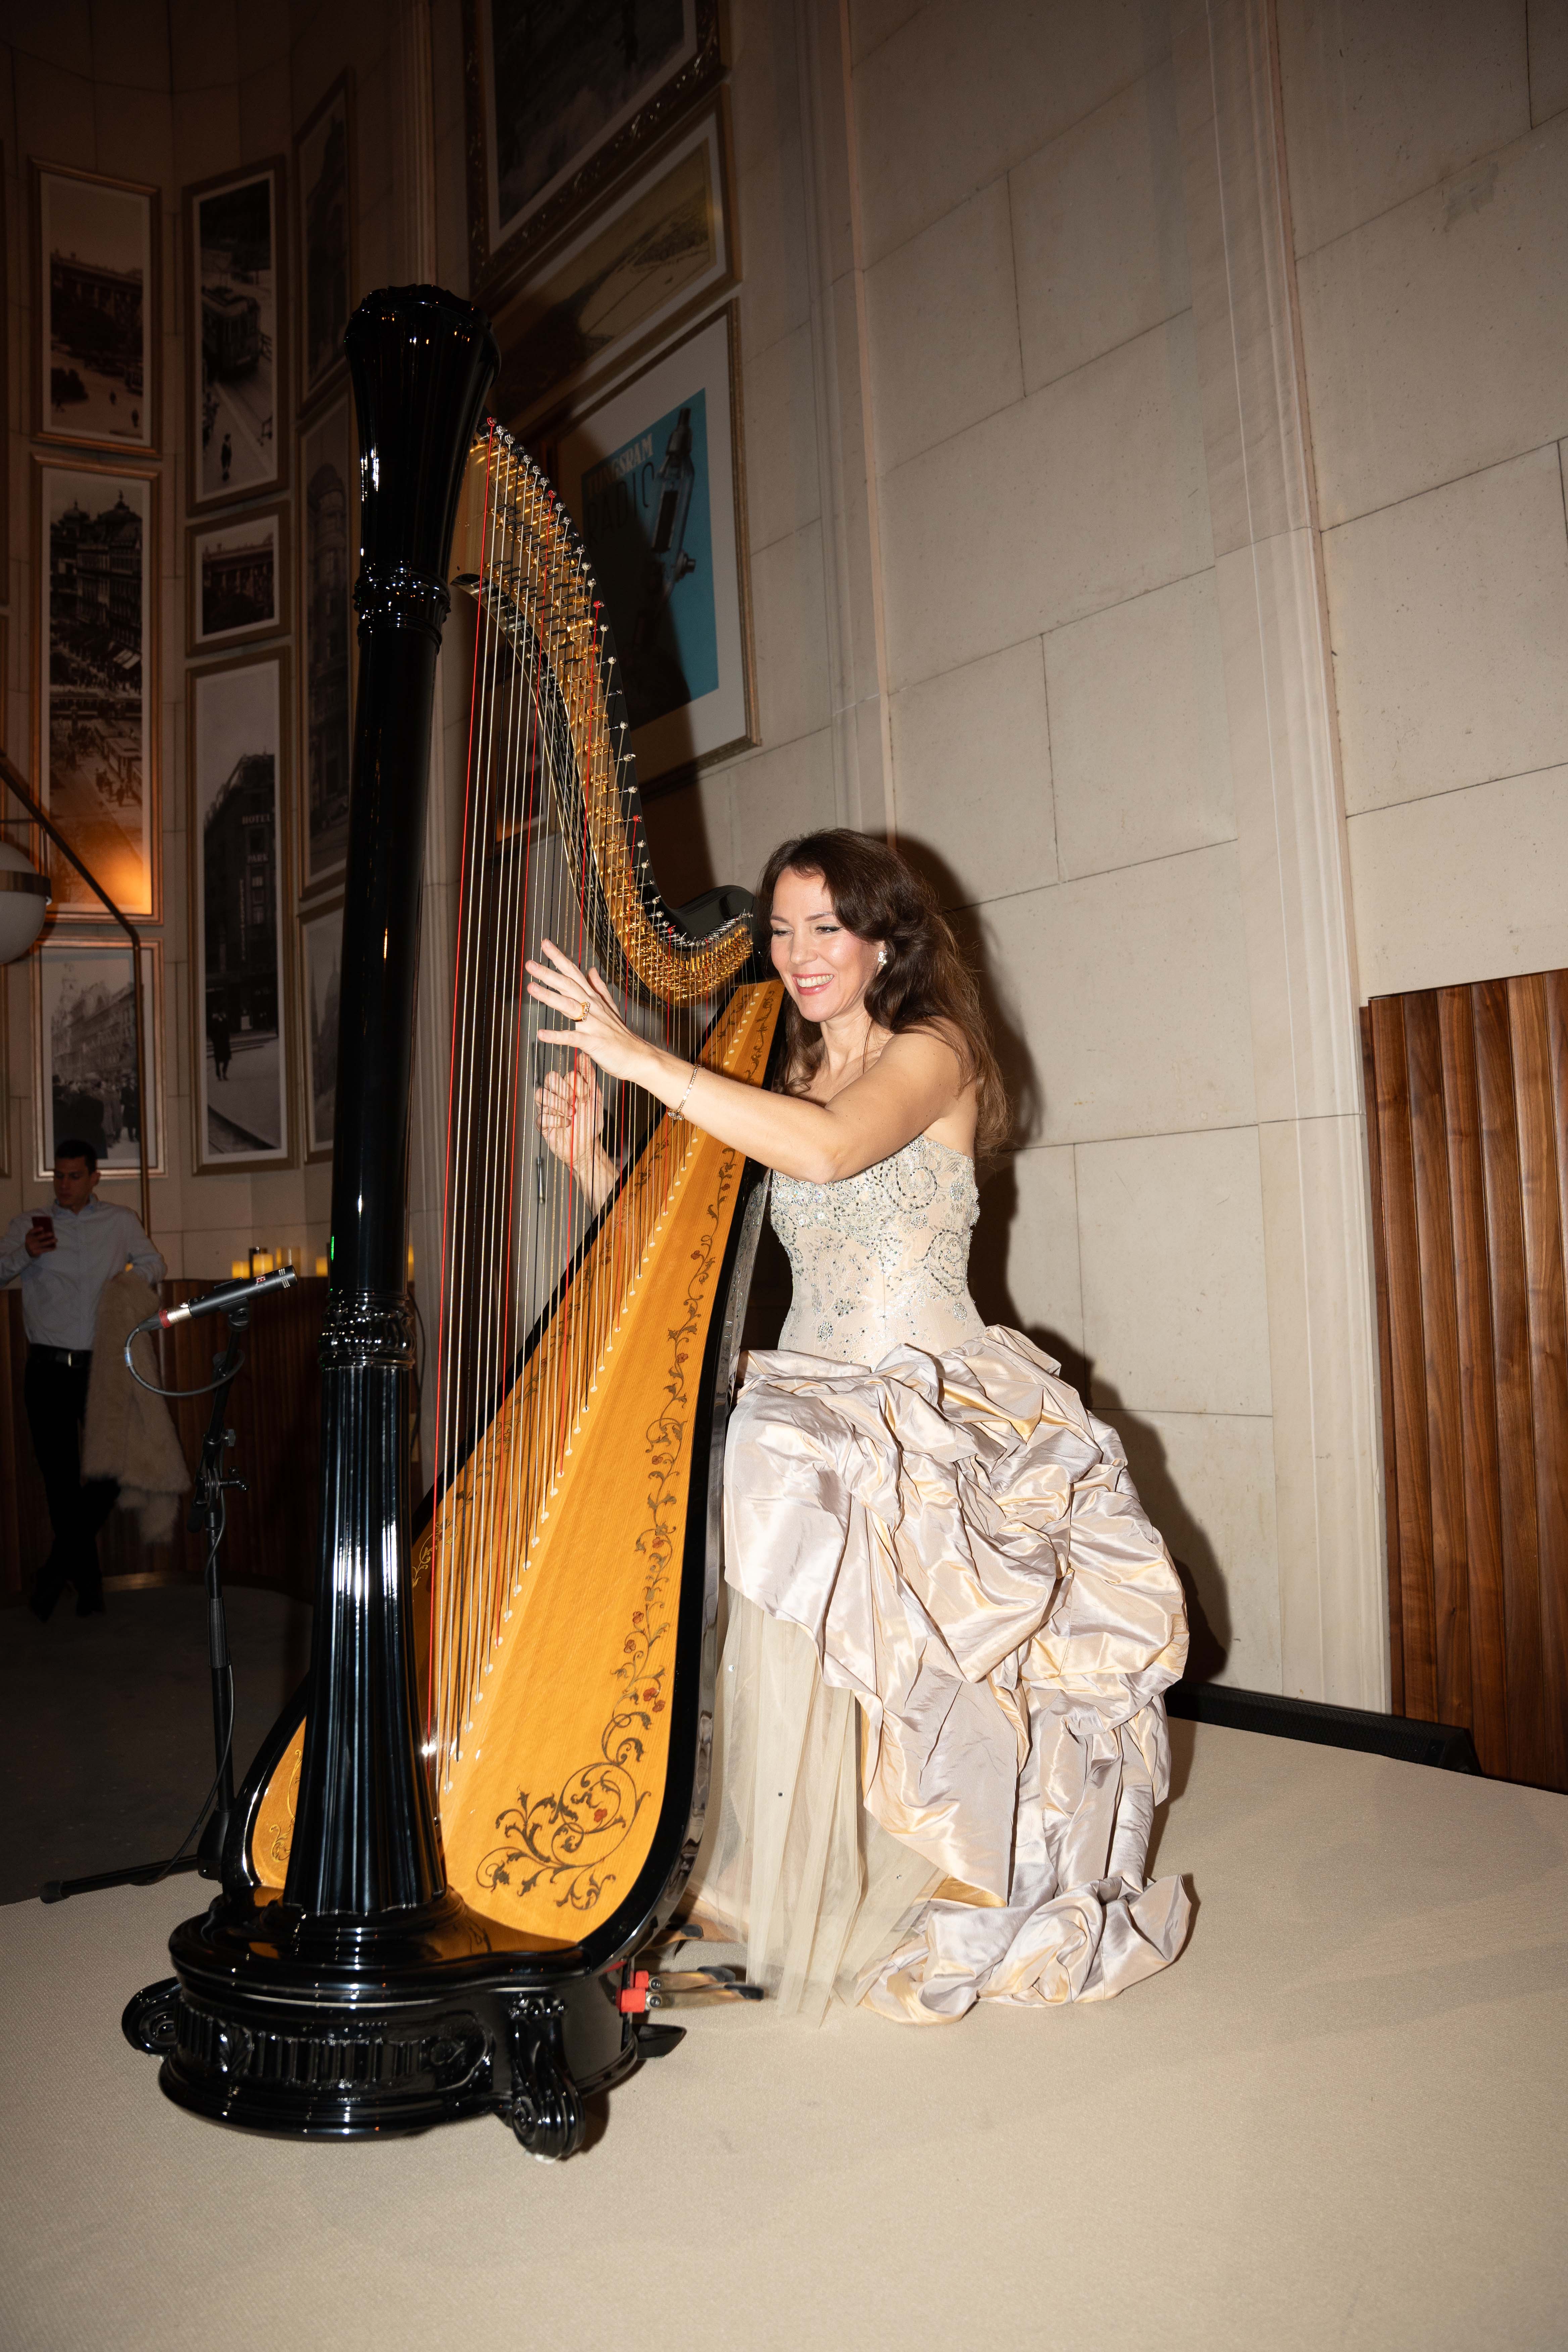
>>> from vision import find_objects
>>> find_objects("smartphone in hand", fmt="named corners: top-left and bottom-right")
top-left (30, 1214), bottom-right (56, 1252)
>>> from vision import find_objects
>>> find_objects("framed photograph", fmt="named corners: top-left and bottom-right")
top-left (463, 0), bottom-right (723, 303)
top-left (189, 650), bottom-right (293, 1171)
top-left (296, 72), bottom-right (354, 416)
top-left (33, 455), bottom-right (160, 920)
top-left (492, 93), bottom-right (735, 431)
top-left (549, 305), bottom-right (754, 788)
top-left (33, 939), bottom-right (163, 1178)
top-left (32, 159), bottom-right (158, 455)
top-left (184, 159), bottom-right (288, 513)
top-left (187, 501), bottom-right (289, 654)
top-left (298, 894), bottom-right (343, 1160)
top-left (298, 392), bottom-right (356, 895)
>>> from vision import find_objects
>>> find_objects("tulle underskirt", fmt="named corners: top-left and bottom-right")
top-left (685, 1325), bottom-right (1192, 2024)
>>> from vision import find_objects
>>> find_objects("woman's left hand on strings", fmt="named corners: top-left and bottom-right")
top-left (525, 939), bottom-right (652, 1087)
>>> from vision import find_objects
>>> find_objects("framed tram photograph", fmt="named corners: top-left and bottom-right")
top-left (184, 158), bottom-right (289, 514)
top-left (298, 892), bottom-right (343, 1161)
top-left (187, 501), bottom-right (289, 655)
top-left (297, 391), bottom-right (355, 895)
top-left (462, 0), bottom-right (723, 303)
top-left (32, 938), bottom-right (163, 1179)
top-left (492, 92), bottom-right (736, 432)
top-left (32, 454), bottom-right (160, 921)
top-left (549, 305), bottom-right (754, 789)
top-left (32, 159), bottom-right (159, 455)
top-left (189, 649), bottom-right (294, 1173)
top-left (295, 72), bottom-right (354, 416)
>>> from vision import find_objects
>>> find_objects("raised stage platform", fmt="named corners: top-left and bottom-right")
top-left (2, 1718), bottom-right (1563, 2351)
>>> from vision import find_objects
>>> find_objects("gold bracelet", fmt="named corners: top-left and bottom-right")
top-left (671, 1064), bottom-right (699, 1121)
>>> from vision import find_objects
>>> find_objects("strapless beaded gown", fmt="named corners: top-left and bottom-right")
top-left (688, 1133), bottom-right (1191, 2024)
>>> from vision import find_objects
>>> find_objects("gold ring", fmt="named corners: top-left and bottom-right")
top-left (575, 998), bottom-right (589, 1021)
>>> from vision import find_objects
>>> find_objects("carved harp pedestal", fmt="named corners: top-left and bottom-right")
top-left (124, 288), bottom-right (782, 2158)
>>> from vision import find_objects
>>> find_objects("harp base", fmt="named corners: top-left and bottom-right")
top-left (123, 1886), bottom-right (643, 2158)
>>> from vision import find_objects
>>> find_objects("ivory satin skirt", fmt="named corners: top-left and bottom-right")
top-left (688, 1326), bottom-right (1192, 2024)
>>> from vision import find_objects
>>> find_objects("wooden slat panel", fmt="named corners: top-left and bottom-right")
top-left (1509, 975), bottom-right (1568, 1791)
top-left (1474, 981), bottom-right (1547, 1783)
top-left (1406, 993), bottom-right (1471, 1729)
top-left (1370, 994), bottom-right (1438, 1720)
top-left (1362, 1006), bottom-right (1405, 1715)
top-left (1438, 989), bottom-right (1509, 1774)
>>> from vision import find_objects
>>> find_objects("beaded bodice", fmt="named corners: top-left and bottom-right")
top-left (771, 1132), bottom-right (986, 1366)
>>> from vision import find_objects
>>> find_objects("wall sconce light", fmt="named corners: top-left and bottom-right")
top-left (0, 838), bottom-right (51, 963)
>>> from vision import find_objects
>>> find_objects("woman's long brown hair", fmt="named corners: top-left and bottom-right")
top-left (755, 829), bottom-right (1010, 1170)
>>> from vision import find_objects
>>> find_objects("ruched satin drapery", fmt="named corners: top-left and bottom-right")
top-left (691, 1326), bottom-right (1191, 2022)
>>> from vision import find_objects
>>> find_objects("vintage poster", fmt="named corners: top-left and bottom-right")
top-left (35, 459), bottom-right (158, 918)
top-left (190, 652), bottom-right (292, 1169)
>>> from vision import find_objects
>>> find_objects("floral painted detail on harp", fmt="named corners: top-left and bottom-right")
top-left (479, 1002), bottom-right (771, 1919)
top-left (476, 1131), bottom-right (743, 1913)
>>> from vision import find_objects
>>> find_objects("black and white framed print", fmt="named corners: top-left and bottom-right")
top-left (33, 938), bottom-right (163, 1178)
top-left (298, 392), bottom-right (355, 894)
top-left (33, 456), bottom-right (159, 920)
top-left (491, 93), bottom-right (736, 432)
top-left (187, 501), bottom-right (289, 654)
top-left (33, 159), bottom-right (158, 455)
top-left (184, 159), bottom-right (289, 513)
top-left (462, 0), bottom-right (722, 303)
top-left (296, 72), bottom-right (354, 416)
top-left (298, 893), bottom-right (343, 1161)
top-left (550, 306), bottom-right (754, 788)
top-left (189, 650), bottom-right (292, 1171)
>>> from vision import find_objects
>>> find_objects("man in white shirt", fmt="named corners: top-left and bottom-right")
top-left (0, 1136), bottom-right (165, 1618)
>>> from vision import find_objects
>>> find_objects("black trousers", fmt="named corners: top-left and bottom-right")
top-left (23, 1350), bottom-right (118, 1605)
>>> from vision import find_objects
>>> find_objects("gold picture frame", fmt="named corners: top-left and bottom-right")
top-left (462, 0), bottom-right (724, 306)
top-left (491, 90), bottom-right (737, 434)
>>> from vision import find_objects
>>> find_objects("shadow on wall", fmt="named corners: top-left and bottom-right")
top-left (902, 834), bottom-right (1232, 1684)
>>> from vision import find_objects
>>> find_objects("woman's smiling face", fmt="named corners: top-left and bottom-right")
top-left (768, 865), bottom-right (883, 1023)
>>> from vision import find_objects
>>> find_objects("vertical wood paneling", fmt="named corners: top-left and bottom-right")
top-left (1438, 991), bottom-right (1508, 1776)
top-left (1362, 1007), bottom-right (1405, 1715)
top-left (1371, 995), bottom-right (1439, 1721)
top-left (1474, 980), bottom-right (1547, 1784)
top-left (1406, 994), bottom-right (1471, 1730)
top-left (1509, 976), bottom-right (1568, 1792)
top-left (1369, 968), bottom-right (1568, 1791)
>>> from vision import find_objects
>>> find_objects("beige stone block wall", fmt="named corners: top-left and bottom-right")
top-left (852, 0), bottom-right (1281, 1690)
top-left (1284, 0), bottom-right (1568, 1000)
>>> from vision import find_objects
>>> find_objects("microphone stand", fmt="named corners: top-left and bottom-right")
top-left (42, 1295), bottom-right (260, 1903)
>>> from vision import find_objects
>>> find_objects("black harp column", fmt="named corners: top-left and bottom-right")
top-left (284, 288), bottom-right (498, 1923)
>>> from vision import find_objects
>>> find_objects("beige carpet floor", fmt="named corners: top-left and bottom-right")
top-left (2, 1719), bottom-right (1564, 2352)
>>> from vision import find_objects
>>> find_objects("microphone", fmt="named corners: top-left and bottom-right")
top-left (131, 1266), bottom-right (298, 1339)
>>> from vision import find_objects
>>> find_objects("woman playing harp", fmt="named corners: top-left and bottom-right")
top-left (528, 826), bottom-right (1191, 2025)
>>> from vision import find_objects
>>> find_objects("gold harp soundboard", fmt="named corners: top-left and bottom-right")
top-left (125, 288), bottom-right (782, 2157)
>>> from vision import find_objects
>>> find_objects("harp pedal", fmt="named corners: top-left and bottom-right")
top-left (618, 1966), bottom-right (763, 2014)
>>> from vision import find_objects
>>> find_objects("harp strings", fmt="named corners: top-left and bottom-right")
top-left (427, 423), bottom-right (751, 1787)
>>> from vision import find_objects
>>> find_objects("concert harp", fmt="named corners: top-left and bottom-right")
top-left (125, 287), bottom-right (783, 2157)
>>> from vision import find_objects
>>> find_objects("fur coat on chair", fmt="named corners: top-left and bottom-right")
top-left (83, 1271), bottom-right (191, 1546)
